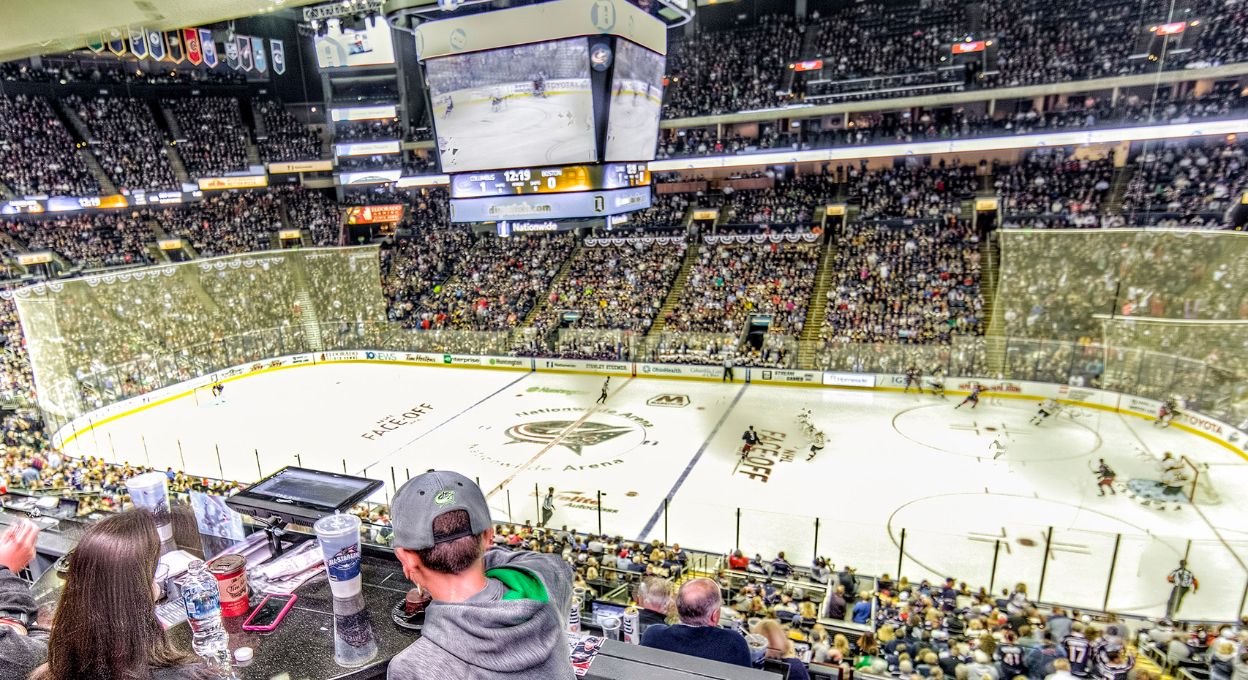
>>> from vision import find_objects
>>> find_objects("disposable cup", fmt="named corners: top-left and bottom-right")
top-left (314, 513), bottom-right (363, 598)
top-left (126, 472), bottom-right (173, 541)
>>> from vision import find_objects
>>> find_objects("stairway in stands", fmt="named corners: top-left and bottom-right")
top-left (294, 290), bottom-right (325, 351)
top-left (153, 102), bottom-right (192, 183)
top-left (1104, 165), bottom-right (1133, 215)
top-left (646, 238), bottom-right (701, 338)
top-left (521, 241), bottom-right (581, 328)
top-left (797, 233), bottom-right (837, 370)
top-left (981, 231), bottom-right (1005, 376)
top-left (240, 99), bottom-right (262, 167)
top-left (51, 99), bottom-right (119, 195)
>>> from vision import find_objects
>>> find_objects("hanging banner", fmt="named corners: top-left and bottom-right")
top-left (199, 29), bottom-right (218, 68)
top-left (87, 33), bottom-right (106, 53)
top-left (183, 28), bottom-right (202, 65)
top-left (129, 27), bottom-right (148, 59)
top-left (147, 29), bottom-right (166, 61)
top-left (237, 36), bottom-right (253, 72)
top-left (270, 39), bottom-right (286, 75)
top-left (223, 36), bottom-right (240, 70)
top-left (165, 30), bottom-right (185, 63)
top-left (251, 36), bottom-right (267, 74)
top-left (106, 28), bottom-right (127, 56)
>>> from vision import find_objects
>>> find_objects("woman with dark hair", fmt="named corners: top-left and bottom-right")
top-left (31, 510), bottom-right (216, 680)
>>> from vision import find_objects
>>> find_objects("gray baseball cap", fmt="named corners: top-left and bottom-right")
top-left (391, 470), bottom-right (493, 551)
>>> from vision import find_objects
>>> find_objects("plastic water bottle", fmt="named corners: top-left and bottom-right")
top-left (181, 560), bottom-right (229, 667)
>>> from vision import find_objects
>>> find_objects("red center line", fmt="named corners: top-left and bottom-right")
top-left (485, 377), bottom-right (633, 499)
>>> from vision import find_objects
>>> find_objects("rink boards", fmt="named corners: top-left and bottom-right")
top-left (51, 349), bottom-right (1248, 460)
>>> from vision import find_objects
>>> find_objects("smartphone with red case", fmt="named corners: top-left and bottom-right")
top-left (241, 593), bottom-right (297, 632)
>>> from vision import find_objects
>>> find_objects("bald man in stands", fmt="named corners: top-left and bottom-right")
top-left (640, 577), bottom-right (751, 667)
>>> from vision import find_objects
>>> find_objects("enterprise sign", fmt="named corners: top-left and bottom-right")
top-left (449, 187), bottom-right (652, 223)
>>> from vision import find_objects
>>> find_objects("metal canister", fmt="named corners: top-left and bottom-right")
top-left (622, 605), bottom-right (640, 644)
top-left (207, 554), bottom-right (249, 617)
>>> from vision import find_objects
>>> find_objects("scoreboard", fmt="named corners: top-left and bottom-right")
top-left (450, 163), bottom-right (650, 199)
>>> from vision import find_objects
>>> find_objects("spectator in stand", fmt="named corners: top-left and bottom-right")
top-left (641, 577), bottom-right (752, 667)
top-left (388, 471), bottom-right (575, 679)
top-left (4, 212), bottom-right (153, 269)
top-left (755, 619), bottom-right (812, 680)
top-left (0, 519), bottom-right (46, 679)
top-left (636, 576), bottom-right (674, 631)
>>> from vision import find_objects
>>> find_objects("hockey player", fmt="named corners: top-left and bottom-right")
top-left (596, 377), bottom-right (609, 405)
top-left (1094, 459), bottom-right (1116, 496)
top-left (807, 430), bottom-right (826, 461)
top-left (1155, 398), bottom-right (1178, 428)
top-left (741, 426), bottom-right (759, 459)
top-left (1031, 398), bottom-right (1060, 425)
top-left (210, 382), bottom-right (225, 405)
top-left (926, 369), bottom-right (946, 399)
top-left (443, 94), bottom-right (454, 118)
top-left (903, 366), bottom-right (923, 394)
top-left (955, 383), bottom-right (984, 409)
top-left (490, 93), bottom-right (504, 112)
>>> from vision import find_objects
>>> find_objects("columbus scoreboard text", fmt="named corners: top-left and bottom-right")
top-left (450, 163), bottom-right (650, 199)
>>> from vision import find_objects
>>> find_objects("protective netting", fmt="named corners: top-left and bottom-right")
top-left (13, 246), bottom-right (385, 421)
top-left (997, 229), bottom-right (1248, 340)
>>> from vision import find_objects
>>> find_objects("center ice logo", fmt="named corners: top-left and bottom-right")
top-left (505, 420), bottom-right (633, 455)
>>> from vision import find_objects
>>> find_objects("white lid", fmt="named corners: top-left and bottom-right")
top-left (234, 647), bottom-right (253, 663)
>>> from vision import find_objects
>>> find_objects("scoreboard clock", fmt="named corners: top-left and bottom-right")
top-left (450, 163), bottom-right (650, 199)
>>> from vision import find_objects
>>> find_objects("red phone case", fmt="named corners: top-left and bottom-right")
top-left (241, 594), bottom-right (298, 632)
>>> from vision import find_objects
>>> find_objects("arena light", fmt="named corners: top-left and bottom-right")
top-left (647, 118), bottom-right (1248, 172)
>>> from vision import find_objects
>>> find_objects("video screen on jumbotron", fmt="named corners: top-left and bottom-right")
top-left (605, 40), bottom-right (666, 162)
top-left (426, 38), bottom-right (597, 173)
top-left (314, 18), bottom-right (396, 68)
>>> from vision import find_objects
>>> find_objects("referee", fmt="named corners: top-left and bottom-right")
top-left (1166, 559), bottom-right (1198, 618)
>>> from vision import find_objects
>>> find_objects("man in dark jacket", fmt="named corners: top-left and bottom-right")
top-left (388, 471), bottom-right (575, 680)
top-left (635, 577), bottom-right (674, 632)
top-left (0, 520), bottom-right (48, 680)
top-left (641, 578), bottom-right (751, 667)
top-left (824, 585), bottom-right (848, 620)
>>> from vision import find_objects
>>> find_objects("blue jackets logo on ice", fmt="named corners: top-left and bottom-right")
top-left (506, 421), bottom-right (632, 455)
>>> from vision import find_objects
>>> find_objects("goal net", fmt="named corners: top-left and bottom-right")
top-left (1181, 455), bottom-right (1221, 506)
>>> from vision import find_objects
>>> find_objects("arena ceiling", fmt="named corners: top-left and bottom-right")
top-left (0, 0), bottom-right (324, 63)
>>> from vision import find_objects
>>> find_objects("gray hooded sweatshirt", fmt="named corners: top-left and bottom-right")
top-left (388, 547), bottom-right (575, 680)
top-left (0, 566), bottom-right (49, 680)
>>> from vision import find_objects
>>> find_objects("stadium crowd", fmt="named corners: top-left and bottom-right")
top-left (0, 95), bottom-right (97, 197)
top-left (67, 95), bottom-right (180, 193)
top-left (154, 190), bottom-right (283, 257)
top-left (2, 213), bottom-right (153, 269)
top-left (164, 96), bottom-right (251, 177)
top-left (253, 99), bottom-right (321, 163)
top-left (822, 218), bottom-right (983, 345)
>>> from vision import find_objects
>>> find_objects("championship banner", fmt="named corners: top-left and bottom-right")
top-left (199, 29), bottom-right (218, 67)
top-left (87, 34), bottom-right (105, 53)
top-left (129, 27), bottom-right (148, 59)
top-left (237, 36), bottom-right (253, 72)
top-left (270, 39), bottom-right (286, 75)
top-left (251, 36), bottom-right (268, 74)
top-left (106, 28), bottom-right (127, 56)
top-left (183, 28), bottom-right (203, 65)
top-left (224, 37), bottom-right (240, 70)
top-left (165, 31), bottom-right (185, 63)
top-left (344, 204), bottom-right (405, 224)
top-left (148, 29), bottom-right (166, 61)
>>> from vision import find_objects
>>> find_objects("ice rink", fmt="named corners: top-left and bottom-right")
top-left (59, 363), bottom-right (1248, 620)
top-left (433, 82), bottom-right (598, 172)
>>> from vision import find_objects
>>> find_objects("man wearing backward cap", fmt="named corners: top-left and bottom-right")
top-left (387, 470), bottom-right (575, 680)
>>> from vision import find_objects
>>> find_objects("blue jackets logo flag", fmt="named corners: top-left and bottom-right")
top-left (148, 30), bottom-right (166, 61)
top-left (270, 39), bottom-right (286, 75)
top-left (199, 29), bottom-right (218, 67)
top-left (129, 27), bottom-right (148, 59)
top-left (237, 36), bottom-right (253, 72)
top-left (183, 28), bottom-right (202, 65)
top-left (165, 30), bottom-right (185, 63)
top-left (224, 37), bottom-right (239, 70)
top-left (251, 36), bottom-right (268, 74)
top-left (106, 28), bottom-right (127, 56)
